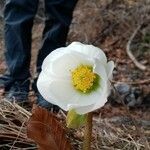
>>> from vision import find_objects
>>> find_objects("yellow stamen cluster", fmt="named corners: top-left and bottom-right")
top-left (71, 65), bottom-right (96, 93)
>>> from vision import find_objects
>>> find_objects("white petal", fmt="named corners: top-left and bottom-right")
top-left (92, 80), bottom-right (111, 111)
top-left (42, 47), bottom-right (66, 70)
top-left (106, 81), bottom-right (111, 97)
top-left (75, 88), bottom-right (103, 106)
top-left (45, 78), bottom-right (107, 112)
top-left (42, 50), bottom-right (94, 79)
top-left (93, 60), bottom-right (108, 81)
top-left (68, 42), bottom-right (107, 64)
top-left (82, 84), bottom-right (108, 113)
top-left (68, 83), bottom-right (107, 114)
top-left (106, 61), bottom-right (115, 79)
top-left (38, 75), bottom-right (107, 113)
top-left (93, 93), bottom-right (108, 111)
top-left (37, 72), bottom-right (57, 105)
top-left (50, 52), bottom-right (93, 78)
top-left (38, 73), bottom-right (81, 111)
top-left (92, 80), bottom-right (108, 110)
top-left (67, 78), bottom-right (107, 114)
top-left (48, 81), bottom-right (80, 111)
top-left (70, 79), bottom-right (107, 106)
top-left (37, 42), bottom-right (111, 114)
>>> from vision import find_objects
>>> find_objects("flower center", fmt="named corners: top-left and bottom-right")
top-left (71, 65), bottom-right (98, 93)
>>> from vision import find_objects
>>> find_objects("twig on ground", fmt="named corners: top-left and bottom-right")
top-left (112, 78), bottom-right (150, 85)
top-left (126, 24), bottom-right (147, 71)
top-left (111, 82), bottom-right (150, 150)
top-left (59, 110), bottom-right (67, 118)
top-left (98, 117), bottom-right (150, 128)
top-left (0, 100), bottom-right (36, 149)
top-left (13, 102), bottom-right (32, 118)
top-left (10, 121), bottom-right (25, 150)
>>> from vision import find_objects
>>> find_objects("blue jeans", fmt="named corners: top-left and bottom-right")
top-left (3, 0), bottom-right (78, 81)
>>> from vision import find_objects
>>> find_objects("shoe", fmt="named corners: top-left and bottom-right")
top-left (6, 79), bottom-right (30, 102)
top-left (36, 92), bottom-right (60, 113)
top-left (0, 73), bottom-right (14, 91)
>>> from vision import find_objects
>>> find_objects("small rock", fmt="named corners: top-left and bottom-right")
top-left (114, 83), bottom-right (130, 95)
top-left (109, 83), bottom-right (143, 107)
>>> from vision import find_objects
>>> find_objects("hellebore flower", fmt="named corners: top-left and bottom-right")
top-left (37, 42), bottom-right (114, 114)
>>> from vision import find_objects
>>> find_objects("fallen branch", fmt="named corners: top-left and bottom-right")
top-left (126, 24), bottom-right (147, 70)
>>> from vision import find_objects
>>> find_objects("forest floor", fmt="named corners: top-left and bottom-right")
top-left (0, 0), bottom-right (150, 149)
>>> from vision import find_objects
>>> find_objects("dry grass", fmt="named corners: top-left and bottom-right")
top-left (0, 99), bottom-right (149, 150)
top-left (0, 99), bottom-right (36, 150)
top-left (0, 0), bottom-right (149, 149)
top-left (91, 118), bottom-right (150, 150)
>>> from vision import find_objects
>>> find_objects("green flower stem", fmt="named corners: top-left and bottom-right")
top-left (83, 112), bottom-right (93, 150)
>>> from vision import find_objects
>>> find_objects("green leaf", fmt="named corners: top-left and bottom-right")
top-left (66, 109), bottom-right (86, 129)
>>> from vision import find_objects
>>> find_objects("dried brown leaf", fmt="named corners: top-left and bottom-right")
top-left (27, 105), bottom-right (72, 150)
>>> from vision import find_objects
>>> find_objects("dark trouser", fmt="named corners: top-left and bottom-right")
top-left (3, 0), bottom-right (78, 82)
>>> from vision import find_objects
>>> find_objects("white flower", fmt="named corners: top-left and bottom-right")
top-left (37, 42), bottom-right (114, 114)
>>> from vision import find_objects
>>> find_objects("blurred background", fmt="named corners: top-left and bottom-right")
top-left (0, 0), bottom-right (149, 149)
top-left (0, 0), bottom-right (149, 107)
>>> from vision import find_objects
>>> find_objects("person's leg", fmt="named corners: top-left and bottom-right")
top-left (35, 0), bottom-right (78, 109)
top-left (36, 0), bottom-right (78, 73)
top-left (1, 0), bottom-right (39, 101)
